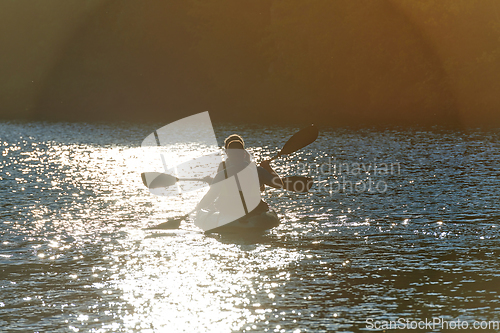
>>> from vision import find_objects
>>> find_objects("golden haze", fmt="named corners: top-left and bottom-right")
top-left (0, 0), bottom-right (499, 128)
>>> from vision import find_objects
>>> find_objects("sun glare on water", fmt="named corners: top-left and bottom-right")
top-left (88, 141), bottom-right (298, 332)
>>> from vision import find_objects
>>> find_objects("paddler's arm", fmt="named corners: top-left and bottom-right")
top-left (201, 162), bottom-right (224, 184)
top-left (195, 169), bottom-right (225, 209)
top-left (259, 160), bottom-right (284, 189)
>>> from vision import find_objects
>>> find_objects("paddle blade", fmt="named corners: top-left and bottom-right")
top-left (282, 176), bottom-right (313, 193)
top-left (276, 124), bottom-right (318, 158)
top-left (141, 172), bottom-right (179, 189)
top-left (146, 218), bottom-right (182, 230)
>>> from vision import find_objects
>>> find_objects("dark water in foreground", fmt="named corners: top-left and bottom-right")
top-left (1, 121), bottom-right (499, 332)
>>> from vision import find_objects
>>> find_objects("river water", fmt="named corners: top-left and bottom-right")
top-left (0, 121), bottom-right (499, 332)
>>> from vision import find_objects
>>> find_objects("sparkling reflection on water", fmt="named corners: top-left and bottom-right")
top-left (0, 122), bottom-right (499, 332)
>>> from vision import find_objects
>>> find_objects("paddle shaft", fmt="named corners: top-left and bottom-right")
top-left (177, 178), bottom-right (206, 182)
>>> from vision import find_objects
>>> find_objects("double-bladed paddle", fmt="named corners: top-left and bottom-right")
top-left (141, 124), bottom-right (318, 192)
top-left (142, 125), bottom-right (317, 229)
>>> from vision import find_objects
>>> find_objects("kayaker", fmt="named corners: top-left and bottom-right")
top-left (196, 134), bottom-right (283, 212)
top-left (222, 134), bottom-right (283, 188)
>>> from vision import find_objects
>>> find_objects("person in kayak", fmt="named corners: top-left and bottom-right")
top-left (195, 134), bottom-right (283, 213)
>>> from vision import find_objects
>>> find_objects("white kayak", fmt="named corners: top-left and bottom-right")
top-left (194, 205), bottom-right (280, 234)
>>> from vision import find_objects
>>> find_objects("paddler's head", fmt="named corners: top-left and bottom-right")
top-left (224, 134), bottom-right (245, 160)
top-left (224, 134), bottom-right (244, 149)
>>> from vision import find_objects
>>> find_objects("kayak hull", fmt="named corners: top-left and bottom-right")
top-left (199, 209), bottom-right (280, 234)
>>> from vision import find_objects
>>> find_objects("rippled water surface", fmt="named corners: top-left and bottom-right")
top-left (1, 121), bottom-right (499, 332)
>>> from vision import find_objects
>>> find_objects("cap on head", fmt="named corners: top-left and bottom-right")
top-left (224, 134), bottom-right (244, 149)
top-left (227, 140), bottom-right (244, 149)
